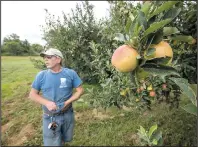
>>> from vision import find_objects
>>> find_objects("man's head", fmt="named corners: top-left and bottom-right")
top-left (40, 48), bottom-right (63, 69)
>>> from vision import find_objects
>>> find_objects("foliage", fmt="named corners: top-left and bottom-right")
top-left (137, 124), bottom-right (163, 146)
top-left (29, 57), bottom-right (46, 70)
top-left (169, 78), bottom-right (197, 116)
top-left (107, 1), bottom-right (140, 34)
top-left (1, 33), bottom-right (44, 56)
top-left (98, 1), bottom-right (196, 110)
top-left (169, 1), bottom-right (197, 83)
top-left (134, 74), bottom-right (182, 110)
top-left (31, 44), bottom-right (44, 55)
top-left (88, 74), bottom-right (133, 109)
top-left (41, 1), bottom-right (104, 83)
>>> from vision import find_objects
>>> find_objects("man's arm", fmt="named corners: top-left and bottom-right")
top-left (64, 85), bottom-right (84, 107)
top-left (29, 88), bottom-right (57, 111)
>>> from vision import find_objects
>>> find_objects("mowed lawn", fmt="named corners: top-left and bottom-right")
top-left (1, 56), bottom-right (197, 146)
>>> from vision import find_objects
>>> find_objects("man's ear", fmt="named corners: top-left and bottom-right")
top-left (57, 57), bottom-right (61, 64)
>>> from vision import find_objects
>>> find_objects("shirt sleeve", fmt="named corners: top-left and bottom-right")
top-left (31, 71), bottom-right (43, 91)
top-left (71, 70), bottom-right (83, 88)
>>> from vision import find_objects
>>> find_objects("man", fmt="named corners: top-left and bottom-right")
top-left (29, 48), bottom-right (84, 146)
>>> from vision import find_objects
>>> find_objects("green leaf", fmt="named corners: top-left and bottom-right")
top-left (114, 33), bottom-right (126, 42)
top-left (133, 22), bottom-right (140, 37)
top-left (141, 1), bottom-right (152, 17)
top-left (77, 98), bottom-right (84, 103)
top-left (143, 19), bottom-right (172, 38)
top-left (169, 35), bottom-right (195, 44)
top-left (152, 131), bottom-right (162, 141)
top-left (137, 132), bottom-right (149, 143)
top-left (157, 57), bottom-right (172, 65)
top-left (125, 35), bottom-right (129, 41)
top-left (151, 29), bottom-right (163, 44)
top-left (127, 16), bottom-right (138, 37)
top-left (163, 27), bottom-right (180, 36)
top-left (146, 56), bottom-right (172, 65)
top-left (163, 7), bottom-right (181, 20)
top-left (146, 29), bottom-right (163, 47)
top-left (87, 88), bottom-right (93, 93)
top-left (181, 103), bottom-right (197, 116)
top-left (190, 84), bottom-right (197, 96)
top-left (136, 26), bottom-right (143, 37)
top-left (186, 10), bottom-right (196, 21)
top-left (158, 138), bottom-right (164, 146)
top-left (129, 13), bottom-right (135, 22)
top-left (148, 124), bottom-right (158, 139)
top-left (125, 17), bottom-right (132, 35)
top-left (152, 139), bottom-right (158, 145)
top-left (146, 48), bottom-right (156, 56)
top-left (169, 77), bottom-right (197, 106)
top-left (147, 13), bottom-right (156, 27)
top-left (142, 63), bottom-right (180, 82)
top-left (148, 1), bottom-right (179, 19)
top-left (139, 125), bottom-right (146, 134)
top-left (137, 10), bottom-right (147, 30)
top-left (125, 12), bottom-right (135, 35)
top-left (136, 67), bottom-right (150, 80)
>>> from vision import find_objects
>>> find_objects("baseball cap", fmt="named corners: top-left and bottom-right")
top-left (40, 48), bottom-right (64, 59)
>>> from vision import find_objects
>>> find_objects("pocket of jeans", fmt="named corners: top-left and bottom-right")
top-left (43, 115), bottom-right (60, 138)
top-left (63, 111), bottom-right (74, 124)
top-left (43, 113), bottom-right (51, 119)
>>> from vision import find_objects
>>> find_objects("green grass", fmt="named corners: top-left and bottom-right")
top-left (1, 56), bottom-right (40, 100)
top-left (1, 56), bottom-right (197, 146)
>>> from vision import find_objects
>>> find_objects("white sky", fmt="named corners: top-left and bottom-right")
top-left (1, 1), bottom-right (110, 46)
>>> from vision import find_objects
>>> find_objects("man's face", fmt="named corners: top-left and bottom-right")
top-left (43, 55), bottom-right (61, 69)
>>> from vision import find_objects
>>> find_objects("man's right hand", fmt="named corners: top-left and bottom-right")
top-left (45, 101), bottom-right (57, 111)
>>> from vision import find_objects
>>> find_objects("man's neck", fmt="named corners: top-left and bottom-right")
top-left (50, 65), bottom-right (62, 73)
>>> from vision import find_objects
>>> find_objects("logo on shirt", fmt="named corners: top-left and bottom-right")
top-left (59, 78), bottom-right (67, 88)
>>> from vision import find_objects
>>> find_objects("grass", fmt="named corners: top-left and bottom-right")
top-left (1, 56), bottom-right (197, 146)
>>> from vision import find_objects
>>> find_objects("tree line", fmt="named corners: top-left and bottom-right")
top-left (1, 33), bottom-right (44, 56)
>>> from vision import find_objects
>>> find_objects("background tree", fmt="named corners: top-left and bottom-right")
top-left (31, 43), bottom-right (44, 55)
top-left (170, 1), bottom-right (197, 83)
top-left (1, 33), bottom-right (44, 56)
top-left (2, 33), bottom-right (22, 55)
top-left (42, 1), bottom-right (105, 83)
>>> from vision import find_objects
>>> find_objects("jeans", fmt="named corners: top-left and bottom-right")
top-left (42, 108), bottom-right (74, 146)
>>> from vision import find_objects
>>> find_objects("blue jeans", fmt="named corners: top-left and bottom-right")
top-left (42, 109), bottom-right (74, 146)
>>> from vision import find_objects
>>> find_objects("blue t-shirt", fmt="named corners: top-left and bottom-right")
top-left (31, 68), bottom-right (82, 112)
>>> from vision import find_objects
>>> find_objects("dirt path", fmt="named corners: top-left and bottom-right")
top-left (5, 124), bottom-right (36, 146)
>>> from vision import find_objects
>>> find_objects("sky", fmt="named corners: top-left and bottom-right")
top-left (1, 1), bottom-right (110, 46)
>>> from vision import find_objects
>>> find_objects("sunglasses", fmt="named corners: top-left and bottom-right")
top-left (43, 55), bottom-right (56, 59)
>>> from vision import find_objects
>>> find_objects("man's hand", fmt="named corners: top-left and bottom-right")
top-left (29, 88), bottom-right (58, 112)
top-left (62, 85), bottom-right (84, 111)
top-left (45, 101), bottom-right (57, 111)
top-left (62, 100), bottom-right (71, 111)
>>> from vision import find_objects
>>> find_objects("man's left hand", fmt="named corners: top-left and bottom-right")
top-left (62, 100), bottom-right (71, 111)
